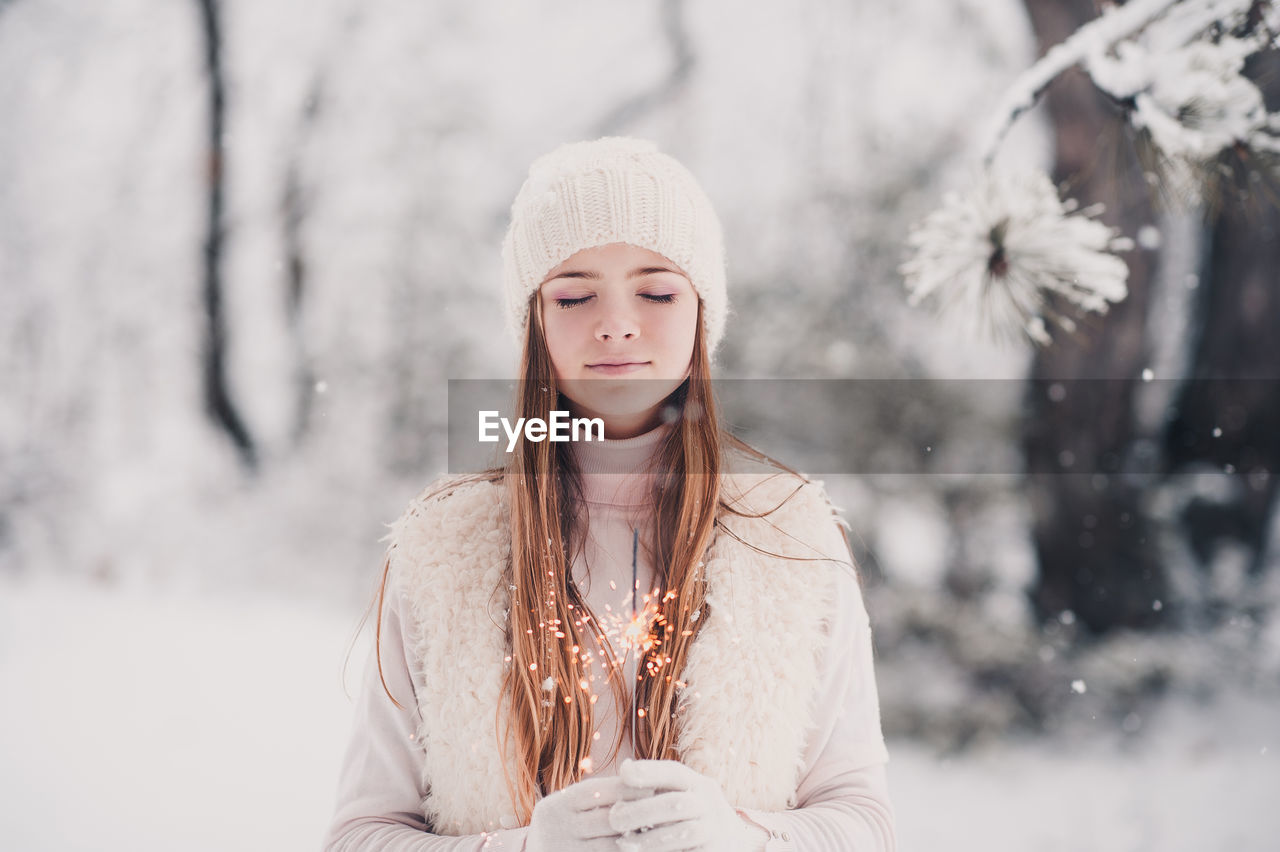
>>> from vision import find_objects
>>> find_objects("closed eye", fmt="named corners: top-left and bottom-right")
top-left (554, 293), bottom-right (678, 309)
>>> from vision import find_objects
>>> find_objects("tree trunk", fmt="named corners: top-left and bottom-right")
top-left (196, 0), bottom-right (257, 471)
top-left (1162, 49), bottom-right (1280, 617)
top-left (1019, 0), bottom-right (1166, 635)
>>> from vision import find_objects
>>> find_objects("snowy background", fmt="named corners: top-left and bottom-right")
top-left (1, 0), bottom-right (1277, 850)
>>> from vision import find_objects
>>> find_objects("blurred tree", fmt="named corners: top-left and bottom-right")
top-left (196, 0), bottom-right (257, 471)
top-left (282, 71), bottom-right (328, 449)
top-left (1019, 0), bottom-right (1167, 635)
top-left (1161, 47), bottom-right (1280, 619)
top-left (1016, 0), bottom-right (1279, 635)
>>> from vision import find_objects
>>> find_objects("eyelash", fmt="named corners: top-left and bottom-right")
top-left (555, 294), bottom-right (677, 309)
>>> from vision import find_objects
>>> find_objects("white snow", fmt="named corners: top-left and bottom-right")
top-left (892, 689), bottom-right (1280, 851)
top-left (2, 573), bottom-right (1278, 850)
top-left (0, 573), bottom-right (362, 851)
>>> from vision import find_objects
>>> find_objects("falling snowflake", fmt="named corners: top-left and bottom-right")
top-left (900, 169), bottom-right (1133, 345)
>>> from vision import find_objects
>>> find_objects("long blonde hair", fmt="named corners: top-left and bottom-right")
top-left (361, 290), bottom-right (842, 824)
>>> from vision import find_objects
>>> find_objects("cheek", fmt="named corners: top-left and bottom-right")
top-left (544, 334), bottom-right (568, 373)
top-left (669, 303), bottom-right (699, 352)
top-left (540, 314), bottom-right (578, 375)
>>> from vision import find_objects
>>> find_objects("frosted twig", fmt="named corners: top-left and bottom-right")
top-left (900, 169), bottom-right (1133, 346)
top-left (980, 0), bottom-right (1185, 165)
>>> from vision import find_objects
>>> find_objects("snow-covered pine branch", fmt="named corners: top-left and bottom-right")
top-left (979, 0), bottom-right (1185, 166)
top-left (981, 0), bottom-right (1276, 169)
top-left (899, 169), bottom-right (1133, 347)
top-left (1127, 37), bottom-right (1273, 196)
top-left (1086, 0), bottom-right (1279, 201)
top-left (906, 0), bottom-right (1278, 348)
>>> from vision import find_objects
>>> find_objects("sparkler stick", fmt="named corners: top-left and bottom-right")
top-left (630, 527), bottom-right (640, 756)
top-left (608, 528), bottom-right (664, 757)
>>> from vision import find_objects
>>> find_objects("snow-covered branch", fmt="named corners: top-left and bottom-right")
top-left (906, 0), bottom-right (1279, 349)
top-left (899, 170), bottom-right (1133, 346)
top-left (980, 0), bottom-right (1185, 166)
top-left (981, 0), bottom-right (1274, 166)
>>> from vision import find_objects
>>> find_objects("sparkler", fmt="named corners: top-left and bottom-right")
top-left (605, 528), bottom-right (665, 756)
top-left (537, 527), bottom-right (675, 762)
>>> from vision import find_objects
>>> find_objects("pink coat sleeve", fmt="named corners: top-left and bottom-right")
top-left (735, 515), bottom-right (898, 851)
top-left (321, 576), bottom-right (529, 852)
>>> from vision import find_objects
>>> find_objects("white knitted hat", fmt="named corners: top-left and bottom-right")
top-left (501, 136), bottom-right (729, 361)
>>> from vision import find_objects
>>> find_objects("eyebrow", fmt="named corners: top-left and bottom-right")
top-left (542, 265), bottom-right (682, 284)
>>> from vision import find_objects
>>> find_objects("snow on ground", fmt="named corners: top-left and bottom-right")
top-left (0, 573), bottom-right (365, 851)
top-left (1, 573), bottom-right (1276, 852)
top-left (892, 695), bottom-right (1278, 851)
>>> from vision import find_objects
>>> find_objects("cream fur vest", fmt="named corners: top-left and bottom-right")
top-left (381, 465), bottom-right (846, 836)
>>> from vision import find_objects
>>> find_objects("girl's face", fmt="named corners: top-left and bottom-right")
top-left (538, 242), bottom-right (699, 439)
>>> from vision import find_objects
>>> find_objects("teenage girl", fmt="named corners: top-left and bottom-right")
top-left (323, 136), bottom-right (897, 851)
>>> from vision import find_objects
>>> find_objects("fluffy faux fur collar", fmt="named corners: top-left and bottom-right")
top-left (381, 466), bottom-right (844, 835)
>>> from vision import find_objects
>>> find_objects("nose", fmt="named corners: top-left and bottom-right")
top-left (595, 295), bottom-right (639, 341)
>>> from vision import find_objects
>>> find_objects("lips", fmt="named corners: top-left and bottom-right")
top-left (587, 361), bottom-right (649, 375)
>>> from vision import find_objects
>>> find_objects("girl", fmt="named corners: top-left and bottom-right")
top-left (323, 137), bottom-right (897, 851)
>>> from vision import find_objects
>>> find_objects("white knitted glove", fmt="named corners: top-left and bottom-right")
top-left (609, 759), bottom-right (762, 852)
top-left (526, 775), bottom-right (637, 852)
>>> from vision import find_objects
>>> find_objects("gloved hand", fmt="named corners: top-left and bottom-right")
top-left (608, 759), bottom-right (763, 852)
top-left (525, 774), bottom-right (641, 852)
